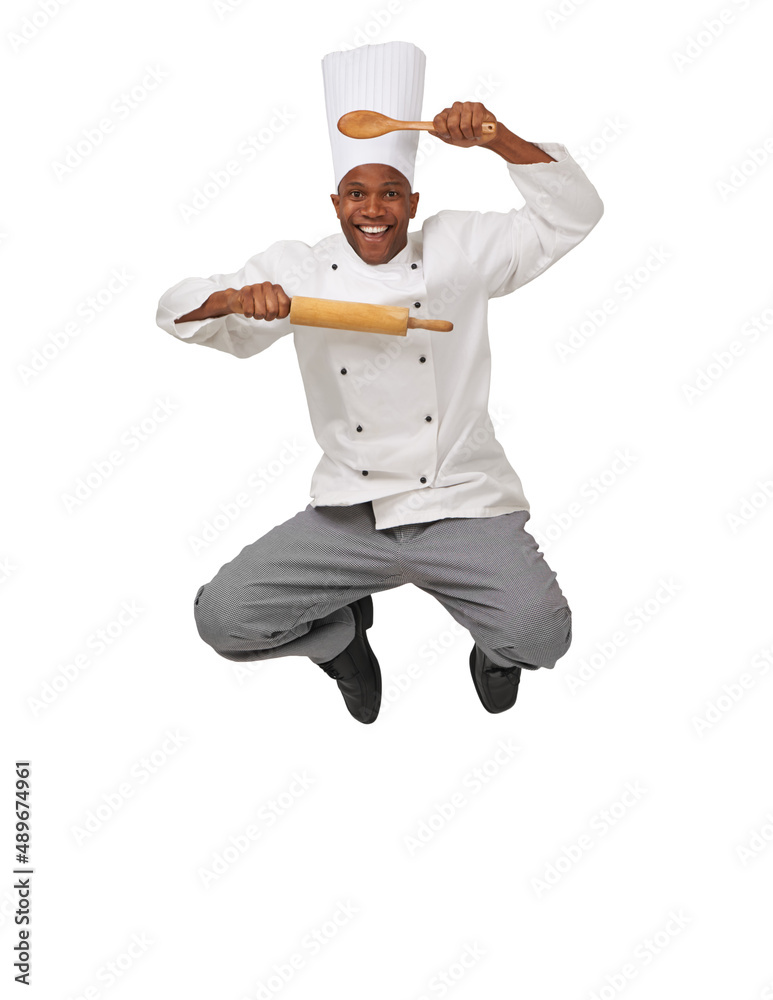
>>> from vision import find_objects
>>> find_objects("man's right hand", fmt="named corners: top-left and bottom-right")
top-left (226, 282), bottom-right (291, 321)
top-left (174, 282), bottom-right (291, 324)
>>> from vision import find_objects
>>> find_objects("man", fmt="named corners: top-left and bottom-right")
top-left (156, 41), bottom-right (604, 725)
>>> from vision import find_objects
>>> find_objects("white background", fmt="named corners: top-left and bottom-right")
top-left (3, 0), bottom-right (772, 997)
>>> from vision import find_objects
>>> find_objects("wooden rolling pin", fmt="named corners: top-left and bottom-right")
top-left (338, 109), bottom-right (497, 140)
top-left (289, 296), bottom-right (452, 336)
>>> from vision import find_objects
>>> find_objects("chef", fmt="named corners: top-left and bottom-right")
top-left (156, 40), bottom-right (604, 725)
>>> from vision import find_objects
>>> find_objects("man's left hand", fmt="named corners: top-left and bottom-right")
top-left (428, 101), bottom-right (498, 147)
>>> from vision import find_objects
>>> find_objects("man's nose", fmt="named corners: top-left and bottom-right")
top-left (359, 196), bottom-right (384, 217)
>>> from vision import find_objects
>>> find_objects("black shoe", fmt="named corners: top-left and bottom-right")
top-left (469, 643), bottom-right (521, 714)
top-left (316, 595), bottom-right (381, 724)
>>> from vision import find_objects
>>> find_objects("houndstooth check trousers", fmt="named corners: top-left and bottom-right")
top-left (193, 501), bottom-right (572, 671)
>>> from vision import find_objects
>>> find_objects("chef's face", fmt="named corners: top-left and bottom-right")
top-left (331, 163), bottom-right (420, 265)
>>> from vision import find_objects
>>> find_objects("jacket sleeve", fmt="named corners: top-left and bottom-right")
top-left (432, 142), bottom-right (604, 299)
top-left (155, 242), bottom-right (293, 359)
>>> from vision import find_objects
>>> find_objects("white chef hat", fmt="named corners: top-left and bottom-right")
top-left (321, 41), bottom-right (426, 192)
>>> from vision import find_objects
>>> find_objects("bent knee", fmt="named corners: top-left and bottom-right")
top-left (194, 582), bottom-right (227, 650)
top-left (497, 604), bottom-right (572, 669)
top-left (193, 579), bottom-right (252, 652)
top-left (193, 578), bottom-right (291, 654)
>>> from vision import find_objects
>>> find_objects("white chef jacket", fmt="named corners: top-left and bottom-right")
top-left (156, 142), bottom-right (603, 530)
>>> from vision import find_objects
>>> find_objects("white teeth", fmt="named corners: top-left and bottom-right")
top-left (358, 226), bottom-right (388, 233)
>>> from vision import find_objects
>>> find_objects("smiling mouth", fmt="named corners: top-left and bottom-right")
top-left (356, 224), bottom-right (391, 241)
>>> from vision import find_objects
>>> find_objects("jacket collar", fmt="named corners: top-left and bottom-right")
top-left (332, 229), bottom-right (419, 276)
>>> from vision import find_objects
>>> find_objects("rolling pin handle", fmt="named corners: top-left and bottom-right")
top-left (407, 318), bottom-right (454, 332)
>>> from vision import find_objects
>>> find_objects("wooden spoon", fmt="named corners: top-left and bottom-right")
top-left (338, 109), bottom-right (497, 140)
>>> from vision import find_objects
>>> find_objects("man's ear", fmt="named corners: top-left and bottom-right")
top-left (409, 191), bottom-right (420, 218)
top-left (330, 193), bottom-right (340, 219)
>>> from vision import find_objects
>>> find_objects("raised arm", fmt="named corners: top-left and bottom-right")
top-left (427, 101), bottom-right (604, 297)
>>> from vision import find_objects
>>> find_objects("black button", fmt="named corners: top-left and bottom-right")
top-left (340, 368), bottom-right (347, 374)
top-left (356, 425), bottom-right (362, 432)
top-left (420, 477), bottom-right (427, 484)
top-left (419, 356), bottom-right (426, 363)
top-left (414, 302), bottom-right (421, 308)
top-left (362, 470), bottom-right (368, 476)
top-left (411, 263), bottom-right (418, 269)
top-left (425, 415), bottom-right (432, 422)
top-left (332, 264), bottom-right (338, 269)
